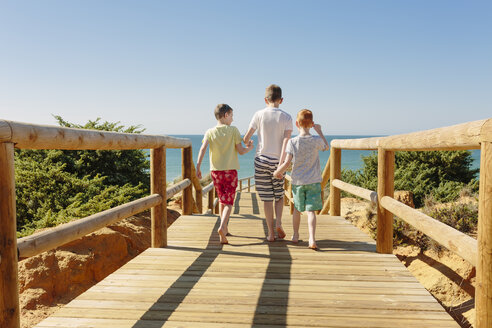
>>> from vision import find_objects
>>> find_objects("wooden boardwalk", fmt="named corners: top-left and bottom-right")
top-left (35, 191), bottom-right (459, 328)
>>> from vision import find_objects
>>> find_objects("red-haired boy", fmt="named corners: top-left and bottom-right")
top-left (273, 109), bottom-right (329, 249)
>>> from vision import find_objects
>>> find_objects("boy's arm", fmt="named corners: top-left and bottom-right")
top-left (243, 127), bottom-right (256, 144)
top-left (235, 140), bottom-right (254, 155)
top-left (196, 139), bottom-right (209, 179)
top-left (278, 130), bottom-right (292, 164)
top-left (273, 153), bottom-right (293, 179)
top-left (313, 124), bottom-right (329, 151)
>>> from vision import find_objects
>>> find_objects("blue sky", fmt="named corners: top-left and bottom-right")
top-left (1, 1), bottom-right (491, 135)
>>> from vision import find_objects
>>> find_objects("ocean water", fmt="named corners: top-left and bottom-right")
top-left (162, 135), bottom-right (481, 182)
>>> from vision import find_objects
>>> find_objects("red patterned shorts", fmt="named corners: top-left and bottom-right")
top-left (211, 170), bottom-right (238, 205)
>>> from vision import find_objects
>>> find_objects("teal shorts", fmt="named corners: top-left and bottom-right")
top-left (292, 183), bottom-right (323, 212)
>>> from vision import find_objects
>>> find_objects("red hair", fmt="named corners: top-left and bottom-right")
top-left (297, 109), bottom-right (313, 128)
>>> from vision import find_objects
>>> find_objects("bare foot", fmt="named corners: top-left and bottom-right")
top-left (308, 242), bottom-right (318, 250)
top-left (276, 226), bottom-right (286, 239)
top-left (291, 234), bottom-right (299, 243)
top-left (266, 235), bottom-right (275, 242)
top-left (218, 228), bottom-right (228, 244)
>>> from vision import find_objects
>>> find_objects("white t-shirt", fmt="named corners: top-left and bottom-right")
top-left (285, 135), bottom-right (326, 185)
top-left (248, 107), bottom-right (293, 159)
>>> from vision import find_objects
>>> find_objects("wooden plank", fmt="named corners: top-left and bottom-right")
top-left (34, 191), bottom-right (459, 328)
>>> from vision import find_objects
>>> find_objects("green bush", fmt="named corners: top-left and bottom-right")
top-left (342, 150), bottom-right (479, 207)
top-left (15, 117), bottom-right (150, 237)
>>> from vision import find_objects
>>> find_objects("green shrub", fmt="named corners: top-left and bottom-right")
top-left (343, 150), bottom-right (478, 207)
top-left (15, 117), bottom-right (150, 237)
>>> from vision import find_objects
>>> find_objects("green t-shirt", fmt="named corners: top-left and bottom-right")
top-left (204, 125), bottom-right (242, 171)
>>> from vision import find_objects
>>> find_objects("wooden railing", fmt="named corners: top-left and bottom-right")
top-left (325, 118), bottom-right (492, 328)
top-left (0, 120), bottom-right (217, 328)
top-left (237, 175), bottom-right (255, 192)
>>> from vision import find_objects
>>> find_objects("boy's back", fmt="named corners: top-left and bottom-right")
top-left (286, 135), bottom-right (326, 186)
top-left (249, 107), bottom-right (292, 159)
top-left (205, 125), bottom-right (241, 171)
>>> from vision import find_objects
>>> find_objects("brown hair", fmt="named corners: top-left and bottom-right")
top-left (265, 84), bottom-right (282, 102)
top-left (297, 109), bottom-right (313, 128)
top-left (214, 104), bottom-right (233, 119)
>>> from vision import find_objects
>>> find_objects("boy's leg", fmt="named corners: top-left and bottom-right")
top-left (274, 198), bottom-right (284, 228)
top-left (273, 174), bottom-right (286, 238)
top-left (211, 170), bottom-right (238, 244)
top-left (292, 208), bottom-right (301, 243)
top-left (307, 211), bottom-right (317, 249)
top-left (263, 201), bottom-right (275, 242)
top-left (254, 155), bottom-right (279, 242)
top-left (218, 204), bottom-right (233, 244)
top-left (219, 203), bottom-right (231, 235)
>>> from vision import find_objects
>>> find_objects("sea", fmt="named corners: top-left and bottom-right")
top-left (161, 135), bottom-right (481, 182)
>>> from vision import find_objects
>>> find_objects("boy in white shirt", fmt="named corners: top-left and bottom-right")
top-left (243, 84), bottom-right (293, 242)
top-left (273, 109), bottom-right (329, 249)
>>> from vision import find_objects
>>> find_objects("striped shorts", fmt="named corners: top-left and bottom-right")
top-left (254, 155), bottom-right (284, 202)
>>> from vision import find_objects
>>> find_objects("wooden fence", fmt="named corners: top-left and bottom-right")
top-left (321, 118), bottom-right (491, 328)
top-left (0, 120), bottom-right (217, 328)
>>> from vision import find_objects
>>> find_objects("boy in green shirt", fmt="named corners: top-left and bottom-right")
top-left (196, 104), bottom-right (254, 244)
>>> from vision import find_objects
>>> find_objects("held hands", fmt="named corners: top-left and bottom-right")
top-left (196, 166), bottom-right (202, 180)
top-left (273, 168), bottom-right (283, 179)
top-left (246, 139), bottom-right (254, 150)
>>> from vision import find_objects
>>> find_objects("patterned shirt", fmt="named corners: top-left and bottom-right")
top-left (285, 135), bottom-right (326, 185)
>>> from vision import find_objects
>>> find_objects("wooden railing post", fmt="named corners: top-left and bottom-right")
top-left (477, 140), bottom-right (492, 327)
top-left (248, 178), bottom-right (251, 192)
top-left (377, 148), bottom-right (394, 254)
top-left (239, 180), bottom-right (243, 192)
top-left (151, 146), bottom-right (167, 248)
top-left (329, 148), bottom-right (341, 216)
top-left (214, 186), bottom-right (220, 214)
top-left (208, 189), bottom-right (214, 212)
top-left (195, 188), bottom-right (203, 214)
top-left (182, 146), bottom-right (193, 215)
top-left (0, 142), bottom-right (20, 328)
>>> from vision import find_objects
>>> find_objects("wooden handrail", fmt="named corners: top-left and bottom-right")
top-left (202, 182), bottom-right (214, 194)
top-left (331, 118), bottom-right (491, 151)
top-left (238, 175), bottom-right (254, 192)
top-left (166, 179), bottom-right (192, 199)
top-left (17, 179), bottom-right (193, 260)
top-left (380, 196), bottom-right (478, 266)
top-left (17, 194), bottom-right (162, 259)
top-left (0, 120), bottom-right (191, 149)
top-left (332, 179), bottom-right (377, 204)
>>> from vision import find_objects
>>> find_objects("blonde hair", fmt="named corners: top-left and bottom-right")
top-left (297, 109), bottom-right (313, 128)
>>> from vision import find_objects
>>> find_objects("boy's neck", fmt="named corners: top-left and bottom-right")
top-left (266, 102), bottom-right (281, 109)
top-left (299, 127), bottom-right (311, 136)
top-left (217, 119), bottom-right (230, 126)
